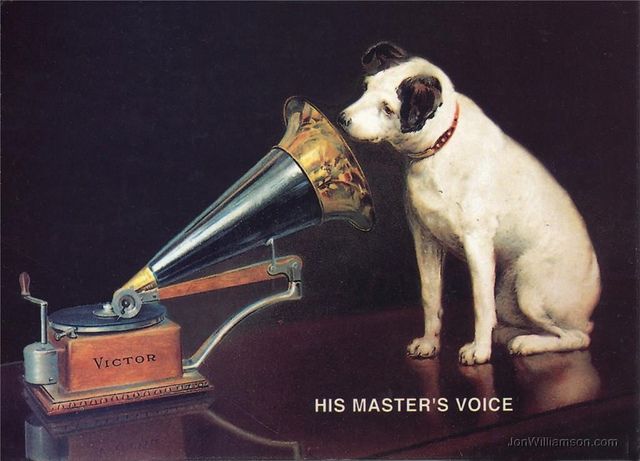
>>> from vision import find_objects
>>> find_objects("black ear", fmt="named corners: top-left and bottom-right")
top-left (361, 42), bottom-right (408, 75)
top-left (397, 76), bottom-right (443, 133)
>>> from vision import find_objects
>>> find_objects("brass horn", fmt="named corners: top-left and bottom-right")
top-left (115, 97), bottom-right (375, 315)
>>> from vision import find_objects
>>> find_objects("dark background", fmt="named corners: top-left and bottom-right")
top-left (2, 2), bottom-right (638, 363)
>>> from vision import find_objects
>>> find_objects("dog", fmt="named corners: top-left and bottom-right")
top-left (338, 42), bottom-right (601, 365)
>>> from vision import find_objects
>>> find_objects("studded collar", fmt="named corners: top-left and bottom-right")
top-left (407, 102), bottom-right (460, 161)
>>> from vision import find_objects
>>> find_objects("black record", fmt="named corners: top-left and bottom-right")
top-left (49, 303), bottom-right (166, 334)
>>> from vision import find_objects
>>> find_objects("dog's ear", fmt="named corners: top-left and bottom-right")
top-left (362, 42), bottom-right (408, 75)
top-left (397, 76), bottom-right (443, 133)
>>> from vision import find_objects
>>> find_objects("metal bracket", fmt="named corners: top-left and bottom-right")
top-left (266, 238), bottom-right (302, 282)
top-left (182, 240), bottom-right (303, 372)
top-left (54, 327), bottom-right (78, 341)
top-left (139, 290), bottom-right (160, 303)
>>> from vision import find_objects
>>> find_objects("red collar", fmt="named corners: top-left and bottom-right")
top-left (407, 102), bottom-right (459, 161)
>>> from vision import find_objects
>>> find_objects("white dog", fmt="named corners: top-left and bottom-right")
top-left (339, 42), bottom-right (601, 365)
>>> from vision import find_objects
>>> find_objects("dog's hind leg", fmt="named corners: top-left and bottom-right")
top-left (505, 246), bottom-right (598, 356)
top-left (493, 267), bottom-right (537, 346)
top-left (495, 268), bottom-right (532, 325)
top-left (507, 283), bottom-right (591, 356)
top-left (406, 216), bottom-right (446, 359)
top-left (508, 331), bottom-right (590, 355)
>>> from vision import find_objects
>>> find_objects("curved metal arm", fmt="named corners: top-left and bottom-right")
top-left (182, 256), bottom-right (302, 372)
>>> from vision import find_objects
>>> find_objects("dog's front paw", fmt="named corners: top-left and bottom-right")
top-left (407, 336), bottom-right (440, 358)
top-left (458, 341), bottom-right (491, 365)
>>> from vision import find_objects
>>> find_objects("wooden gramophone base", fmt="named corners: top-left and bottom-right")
top-left (26, 370), bottom-right (212, 416)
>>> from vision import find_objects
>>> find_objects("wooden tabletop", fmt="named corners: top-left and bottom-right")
top-left (1, 299), bottom-right (637, 460)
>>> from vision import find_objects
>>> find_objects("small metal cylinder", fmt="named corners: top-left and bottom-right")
top-left (23, 342), bottom-right (58, 385)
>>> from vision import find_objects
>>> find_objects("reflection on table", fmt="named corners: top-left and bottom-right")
top-left (2, 304), bottom-right (636, 460)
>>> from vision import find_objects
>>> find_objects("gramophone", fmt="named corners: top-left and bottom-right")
top-left (21, 97), bottom-right (375, 416)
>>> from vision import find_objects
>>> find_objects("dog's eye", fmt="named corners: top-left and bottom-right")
top-left (382, 102), bottom-right (395, 116)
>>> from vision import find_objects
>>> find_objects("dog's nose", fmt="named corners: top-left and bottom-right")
top-left (337, 112), bottom-right (351, 128)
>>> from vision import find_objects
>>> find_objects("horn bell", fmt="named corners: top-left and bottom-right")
top-left (278, 97), bottom-right (375, 232)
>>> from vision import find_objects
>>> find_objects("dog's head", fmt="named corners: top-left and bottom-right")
top-left (339, 42), bottom-right (455, 153)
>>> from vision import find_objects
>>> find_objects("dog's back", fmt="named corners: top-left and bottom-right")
top-left (447, 94), bottom-right (601, 328)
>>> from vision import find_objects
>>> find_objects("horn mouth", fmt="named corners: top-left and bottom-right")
top-left (277, 97), bottom-right (376, 232)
